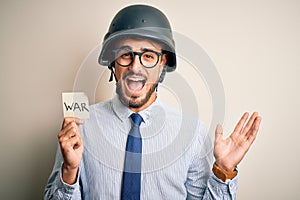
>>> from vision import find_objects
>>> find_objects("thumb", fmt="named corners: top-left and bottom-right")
top-left (215, 124), bottom-right (223, 141)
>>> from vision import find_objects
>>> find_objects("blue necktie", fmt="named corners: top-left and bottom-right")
top-left (121, 113), bottom-right (143, 200)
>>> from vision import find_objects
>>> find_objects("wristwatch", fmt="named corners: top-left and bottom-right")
top-left (212, 163), bottom-right (238, 182)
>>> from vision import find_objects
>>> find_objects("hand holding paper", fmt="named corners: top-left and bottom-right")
top-left (58, 117), bottom-right (84, 184)
top-left (58, 92), bottom-right (90, 184)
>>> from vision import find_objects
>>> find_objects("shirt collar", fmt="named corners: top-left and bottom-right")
top-left (111, 94), bottom-right (161, 126)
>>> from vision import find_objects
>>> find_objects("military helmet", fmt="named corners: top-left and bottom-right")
top-left (98, 4), bottom-right (176, 77)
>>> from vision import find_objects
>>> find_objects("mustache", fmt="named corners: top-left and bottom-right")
top-left (122, 71), bottom-right (147, 81)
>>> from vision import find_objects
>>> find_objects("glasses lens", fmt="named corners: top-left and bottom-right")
top-left (141, 51), bottom-right (159, 68)
top-left (115, 49), bottom-right (132, 66)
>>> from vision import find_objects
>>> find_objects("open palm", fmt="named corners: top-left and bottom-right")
top-left (214, 112), bottom-right (262, 171)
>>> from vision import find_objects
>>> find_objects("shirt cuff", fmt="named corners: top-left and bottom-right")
top-left (57, 163), bottom-right (80, 197)
top-left (209, 172), bottom-right (238, 196)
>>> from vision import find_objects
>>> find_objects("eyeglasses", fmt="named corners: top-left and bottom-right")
top-left (113, 47), bottom-right (162, 68)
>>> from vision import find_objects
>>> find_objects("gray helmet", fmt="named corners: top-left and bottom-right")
top-left (98, 4), bottom-right (176, 81)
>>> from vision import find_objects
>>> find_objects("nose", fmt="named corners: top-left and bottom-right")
top-left (128, 54), bottom-right (143, 72)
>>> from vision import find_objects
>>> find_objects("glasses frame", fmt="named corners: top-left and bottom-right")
top-left (113, 48), bottom-right (163, 68)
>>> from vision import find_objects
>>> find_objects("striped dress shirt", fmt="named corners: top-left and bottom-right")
top-left (44, 96), bottom-right (238, 199)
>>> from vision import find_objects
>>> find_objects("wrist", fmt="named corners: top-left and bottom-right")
top-left (62, 163), bottom-right (79, 184)
top-left (215, 161), bottom-right (235, 172)
top-left (212, 162), bottom-right (237, 182)
top-left (63, 163), bottom-right (79, 171)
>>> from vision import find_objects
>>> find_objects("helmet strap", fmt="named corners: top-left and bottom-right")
top-left (155, 65), bottom-right (168, 92)
top-left (108, 64), bottom-right (118, 82)
top-left (158, 65), bottom-right (168, 83)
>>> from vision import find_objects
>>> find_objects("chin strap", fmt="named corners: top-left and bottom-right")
top-left (158, 65), bottom-right (168, 83)
top-left (108, 64), bottom-right (118, 82)
top-left (155, 65), bottom-right (168, 92)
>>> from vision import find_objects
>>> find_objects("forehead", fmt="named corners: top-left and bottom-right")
top-left (114, 37), bottom-right (163, 51)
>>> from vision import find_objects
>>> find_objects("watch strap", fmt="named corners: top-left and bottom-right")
top-left (212, 163), bottom-right (237, 182)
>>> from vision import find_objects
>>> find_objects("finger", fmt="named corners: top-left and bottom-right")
top-left (62, 117), bottom-right (84, 129)
top-left (73, 136), bottom-right (83, 149)
top-left (59, 128), bottom-right (82, 146)
top-left (57, 122), bottom-right (78, 137)
top-left (233, 112), bottom-right (249, 135)
top-left (60, 135), bottom-right (83, 150)
top-left (59, 128), bottom-right (80, 143)
top-left (242, 112), bottom-right (259, 135)
top-left (215, 124), bottom-right (223, 141)
top-left (246, 116), bottom-right (262, 142)
top-left (58, 122), bottom-right (81, 142)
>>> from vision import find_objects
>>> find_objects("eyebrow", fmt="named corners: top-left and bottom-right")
top-left (141, 47), bottom-right (158, 52)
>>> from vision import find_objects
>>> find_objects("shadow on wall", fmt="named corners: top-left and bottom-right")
top-left (2, 127), bottom-right (58, 200)
top-left (32, 130), bottom-right (57, 200)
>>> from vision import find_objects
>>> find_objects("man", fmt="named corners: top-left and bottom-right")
top-left (44, 4), bottom-right (261, 200)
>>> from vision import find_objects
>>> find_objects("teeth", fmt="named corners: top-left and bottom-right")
top-left (128, 77), bottom-right (144, 81)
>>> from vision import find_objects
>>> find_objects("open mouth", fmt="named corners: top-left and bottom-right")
top-left (125, 76), bottom-right (146, 95)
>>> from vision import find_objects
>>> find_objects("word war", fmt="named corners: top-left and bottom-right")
top-left (62, 92), bottom-right (90, 119)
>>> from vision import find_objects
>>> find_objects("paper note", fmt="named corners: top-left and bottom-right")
top-left (62, 92), bottom-right (90, 119)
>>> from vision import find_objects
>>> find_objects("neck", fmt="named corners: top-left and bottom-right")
top-left (129, 92), bottom-right (157, 113)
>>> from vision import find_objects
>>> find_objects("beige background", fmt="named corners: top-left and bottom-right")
top-left (1, 0), bottom-right (299, 199)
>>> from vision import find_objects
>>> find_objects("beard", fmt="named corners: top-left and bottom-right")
top-left (116, 71), bottom-right (158, 109)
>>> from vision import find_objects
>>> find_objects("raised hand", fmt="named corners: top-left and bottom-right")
top-left (214, 112), bottom-right (262, 172)
top-left (58, 117), bottom-right (84, 184)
